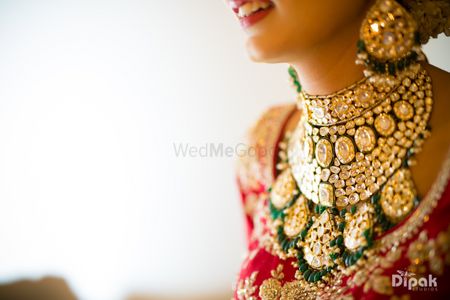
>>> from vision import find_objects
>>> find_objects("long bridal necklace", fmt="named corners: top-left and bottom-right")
top-left (267, 62), bottom-right (433, 284)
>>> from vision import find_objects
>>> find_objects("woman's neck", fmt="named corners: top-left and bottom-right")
top-left (290, 17), bottom-right (366, 96)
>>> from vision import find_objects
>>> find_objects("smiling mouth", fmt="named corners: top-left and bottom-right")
top-left (235, 1), bottom-right (273, 17)
top-left (230, 0), bottom-right (274, 28)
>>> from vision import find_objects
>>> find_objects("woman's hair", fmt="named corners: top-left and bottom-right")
top-left (398, 0), bottom-right (450, 43)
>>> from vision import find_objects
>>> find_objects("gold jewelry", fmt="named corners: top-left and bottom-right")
top-left (356, 0), bottom-right (425, 85)
top-left (269, 64), bottom-right (433, 283)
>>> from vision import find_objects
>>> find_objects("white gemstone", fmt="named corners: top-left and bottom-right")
top-left (335, 188), bottom-right (345, 197)
top-left (320, 211), bottom-right (329, 224)
top-left (334, 102), bottom-right (348, 116)
top-left (317, 226), bottom-right (324, 236)
top-left (383, 31), bottom-right (395, 45)
top-left (345, 236), bottom-right (356, 249)
top-left (312, 107), bottom-right (325, 119)
top-left (321, 168), bottom-right (331, 181)
top-left (313, 242), bottom-right (321, 255)
top-left (349, 193), bottom-right (360, 205)
top-left (311, 257), bottom-right (321, 268)
top-left (319, 127), bottom-right (329, 136)
top-left (335, 136), bottom-right (355, 164)
top-left (355, 126), bottom-right (376, 152)
top-left (336, 197), bottom-right (349, 207)
top-left (319, 183), bottom-right (334, 206)
top-left (375, 114), bottom-right (396, 136)
top-left (316, 139), bottom-right (333, 167)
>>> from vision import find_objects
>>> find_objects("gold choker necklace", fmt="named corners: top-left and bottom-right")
top-left (267, 64), bottom-right (433, 283)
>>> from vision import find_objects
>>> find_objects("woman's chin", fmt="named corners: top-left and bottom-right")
top-left (246, 38), bottom-right (284, 63)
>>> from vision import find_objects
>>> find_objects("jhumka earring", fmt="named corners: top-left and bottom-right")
top-left (356, 0), bottom-right (425, 85)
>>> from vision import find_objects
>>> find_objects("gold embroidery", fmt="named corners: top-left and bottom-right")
top-left (259, 279), bottom-right (281, 300)
top-left (258, 263), bottom-right (358, 300)
top-left (407, 225), bottom-right (450, 276)
top-left (364, 271), bottom-right (393, 295)
top-left (280, 281), bottom-right (309, 300)
top-left (244, 193), bottom-right (261, 216)
top-left (237, 271), bottom-right (258, 300)
top-left (259, 265), bottom-right (284, 300)
top-left (237, 105), bottom-right (295, 193)
top-left (346, 246), bottom-right (403, 295)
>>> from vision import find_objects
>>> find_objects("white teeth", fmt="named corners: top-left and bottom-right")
top-left (238, 1), bottom-right (271, 18)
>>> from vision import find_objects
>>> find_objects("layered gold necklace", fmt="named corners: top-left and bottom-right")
top-left (267, 63), bottom-right (433, 283)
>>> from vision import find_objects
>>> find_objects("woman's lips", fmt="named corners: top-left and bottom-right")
top-left (229, 0), bottom-right (274, 29)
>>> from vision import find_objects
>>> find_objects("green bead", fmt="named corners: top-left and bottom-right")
top-left (299, 263), bottom-right (308, 272)
top-left (336, 235), bottom-right (343, 246)
top-left (362, 229), bottom-right (371, 240)
top-left (338, 222), bottom-right (345, 231)
top-left (277, 226), bottom-right (283, 235)
top-left (344, 255), bottom-right (351, 267)
top-left (339, 209), bottom-right (346, 217)
top-left (308, 271), bottom-right (316, 282)
top-left (300, 229), bottom-right (308, 239)
top-left (281, 239), bottom-right (288, 251)
top-left (329, 239), bottom-right (336, 247)
top-left (357, 40), bottom-right (365, 51)
top-left (303, 269), bottom-right (311, 280)
top-left (351, 205), bottom-right (357, 214)
top-left (329, 252), bottom-right (338, 260)
top-left (288, 65), bottom-right (296, 77)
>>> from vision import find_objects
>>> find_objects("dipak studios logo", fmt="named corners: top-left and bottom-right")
top-left (392, 270), bottom-right (438, 292)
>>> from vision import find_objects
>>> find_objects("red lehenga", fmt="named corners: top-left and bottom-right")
top-left (234, 104), bottom-right (450, 300)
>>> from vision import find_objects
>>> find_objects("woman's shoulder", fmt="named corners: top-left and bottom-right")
top-left (237, 103), bottom-right (296, 193)
top-left (425, 63), bottom-right (450, 126)
top-left (409, 63), bottom-right (450, 197)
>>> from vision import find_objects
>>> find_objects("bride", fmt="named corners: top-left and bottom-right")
top-left (227, 0), bottom-right (450, 299)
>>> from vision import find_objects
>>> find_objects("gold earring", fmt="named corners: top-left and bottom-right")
top-left (356, 0), bottom-right (425, 85)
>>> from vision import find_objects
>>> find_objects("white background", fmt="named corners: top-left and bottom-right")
top-left (0, 1), bottom-right (448, 299)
